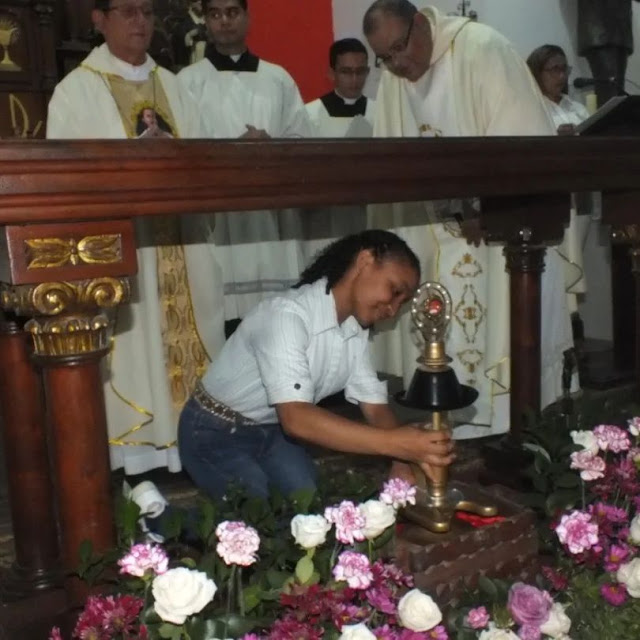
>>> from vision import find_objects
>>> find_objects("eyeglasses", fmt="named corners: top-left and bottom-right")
top-left (105, 3), bottom-right (154, 19)
top-left (543, 64), bottom-right (572, 76)
top-left (335, 66), bottom-right (370, 78)
top-left (374, 16), bottom-right (415, 68)
top-left (206, 6), bottom-right (243, 20)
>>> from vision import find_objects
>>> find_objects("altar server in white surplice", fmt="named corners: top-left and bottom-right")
top-left (364, 0), bottom-right (575, 439)
top-left (178, 0), bottom-right (313, 322)
top-left (306, 38), bottom-right (376, 139)
top-left (303, 38), bottom-right (376, 250)
top-left (47, 0), bottom-right (225, 475)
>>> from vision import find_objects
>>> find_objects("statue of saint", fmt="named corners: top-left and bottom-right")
top-left (577, 0), bottom-right (639, 106)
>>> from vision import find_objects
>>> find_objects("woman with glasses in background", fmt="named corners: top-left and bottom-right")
top-left (527, 44), bottom-right (590, 135)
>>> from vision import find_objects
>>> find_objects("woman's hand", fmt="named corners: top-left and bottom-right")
top-left (393, 424), bottom-right (455, 478)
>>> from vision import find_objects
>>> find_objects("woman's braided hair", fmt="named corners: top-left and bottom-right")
top-left (294, 230), bottom-right (420, 293)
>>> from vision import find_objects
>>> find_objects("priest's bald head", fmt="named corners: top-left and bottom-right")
top-left (92, 0), bottom-right (154, 65)
top-left (363, 0), bottom-right (434, 82)
top-left (329, 39), bottom-right (370, 101)
top-left (203, 0), bottom-right (249, 56)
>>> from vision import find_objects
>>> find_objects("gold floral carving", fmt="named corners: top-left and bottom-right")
top-left (0, 277), bottom-right (130, 317)
top-left (25, 314), bottom-right (110, 357)
top-left (25, 234), bottom-right (123, 269)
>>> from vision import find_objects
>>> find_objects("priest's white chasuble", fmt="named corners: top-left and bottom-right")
top-left (370, 8), bottom-right (574, 439)
top-left (179, 53), bottom-right (313, 320)
top-left (47, 44), bottom-right (225, 473)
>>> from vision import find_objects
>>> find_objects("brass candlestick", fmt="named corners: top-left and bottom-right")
top-left (396, 282), bottom-right (497, 533)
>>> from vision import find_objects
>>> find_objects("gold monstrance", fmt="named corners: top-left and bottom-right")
top-left (396, 282), bottom-right (497, 533)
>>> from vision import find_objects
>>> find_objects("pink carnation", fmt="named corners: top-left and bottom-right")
top-left (466, 606), bottom-right (490, 629)
top-left (117, 543), bottom-right (169, 577)
top-left (48, 628), bottom-right (63, 640)
top-left (593, 424), bottom-right (631, 453)
top-left (379, 478), bottom-right (417, 509)
top-left (555, 511), bottom-right (599, 554)
top-left (570, 450), bottom-right (606, 481)
top-left (216, 520), bottom-right (260, 566)
top-left (332, 551), bottom-right (373, 589)
top-left (324, 501), bottom-right (366, 545)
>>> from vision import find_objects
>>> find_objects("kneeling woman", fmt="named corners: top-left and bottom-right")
top-left (178, 230), bottom-right (454, 499)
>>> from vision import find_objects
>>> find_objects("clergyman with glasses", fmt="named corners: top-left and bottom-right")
top-left (46, 0), bottom-right (226, 476)
top-left (363, 0), bottom-right (577, 442)
top-left (306, 38), bottom-right (376, 138)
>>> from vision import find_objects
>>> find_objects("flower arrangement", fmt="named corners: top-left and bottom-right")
top-left (49, 479), bottom-right (450, 640)
top-left (47, 414), bottom-right (640, 640)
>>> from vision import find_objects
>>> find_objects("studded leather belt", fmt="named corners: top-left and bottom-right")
top-left (192, 380), bottom-right (257, 426)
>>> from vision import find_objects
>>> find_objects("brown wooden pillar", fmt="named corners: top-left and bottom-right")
top-left (603, 193), bottom-right (640, 396)
top-left (504, 231), bottom-right (545, 445)
top-left (0, 219), bottom-right (136, 611)
top-left (482, 194), bottom-right (569, 447)
top-left (0, 313), bottom-right (60, 597)
top-left (6, 277), bottom-right (131, 603)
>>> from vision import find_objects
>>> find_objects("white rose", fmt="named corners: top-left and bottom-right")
top-left (338, 623), bottom-right (377, 640)
top-left (478, 626), bottom-right (520, 640)
top-left (397, 589), bottom-right (442, 632)
top-left (570, 430), bottom-right (599, 455)
top-left (152, 567), bottom-right (217, 624)
top-left (540, 603), bottom-right (572, 638)
top-left (617, 557), bottom-right (640, 598)
top-left (290, 514), bottom-right (331, 549)
top-left (360, 500), bottom-right (396, 540)
top-left (629, 515), bottom-right (640, 545)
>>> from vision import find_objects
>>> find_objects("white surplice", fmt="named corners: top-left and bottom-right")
top-left (178, 54), bottom-right (313, 320)
top-left (47, 44), bottom-right (226, 474)
top-left (299, 93), bottom-right (377, 256)
top-left (306, 93), bottom-right (376, 138)
top-left (370, 7), bottom-right (575, 439)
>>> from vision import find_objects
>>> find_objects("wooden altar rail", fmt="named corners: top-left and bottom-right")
top-left (0, 136), bottom-right (639, 608)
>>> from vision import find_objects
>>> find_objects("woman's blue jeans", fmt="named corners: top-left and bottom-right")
top-left (178, 396), bottom-right (317, 500)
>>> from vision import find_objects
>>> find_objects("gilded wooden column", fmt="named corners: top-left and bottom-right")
top-left (1, 277), bottom-right (130, 601)
top-left (0, 311), bottom-right (60, 598)
top-left (0, 219), bottom-right (137, 603)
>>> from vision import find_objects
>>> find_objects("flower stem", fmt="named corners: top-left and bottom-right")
top-left (238, 566), bottom-right (245, 617)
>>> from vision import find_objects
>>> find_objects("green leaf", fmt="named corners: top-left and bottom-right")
top-left (295, 555), bottom-right (314, 584)
top-left (477, 576), bottom-right (499, 602)
top-left (554, 472), bottom-right (581, 489)
top-left (180, 556), bottom-right (197, 569)
top-left (266, 568), bottom-right (291, 589)
top-left (157, 622), bottom-right (182, 639)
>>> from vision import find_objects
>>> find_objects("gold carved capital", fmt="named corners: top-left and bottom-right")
top-left (0, 277), bottom-right (130, 358)
top-left (25, 314), bottom-right (110, 357)
top-left (25, 234), bottom-right (122, 270)
top-left (0, 277), bottom-right (130, 317)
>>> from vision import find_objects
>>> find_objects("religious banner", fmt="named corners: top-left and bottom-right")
top-left (246, 0), bottom-right (334, 102)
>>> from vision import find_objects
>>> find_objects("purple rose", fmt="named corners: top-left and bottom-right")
top-left (507, 583), bottom-right (553, 629)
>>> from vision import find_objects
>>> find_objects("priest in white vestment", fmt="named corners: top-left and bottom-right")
top-left (178, 0), bottom-right (313, 323)
top-left (364, 1), bottom-right (575, 439)
top-left (46, 0), bottom-right (225, 474)
top-left (303, 38), bottom-right (376, 252)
